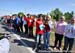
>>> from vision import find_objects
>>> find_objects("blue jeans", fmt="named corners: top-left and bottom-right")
top-left (63, 37), bottom-right (74, 53)
top-left (44, 32), bottom-right (50, 49)
top-left (35, 34), bottom-right (42, 49)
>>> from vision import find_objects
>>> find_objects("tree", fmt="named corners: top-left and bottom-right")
top-left (64, 11), bottom-right (74, 21)
top-left (50, 8), bottom-right (63, 21)
top-left (18, 12), bottom-right (24, 18)
top-left (71, 11), bottom-right (74, 17)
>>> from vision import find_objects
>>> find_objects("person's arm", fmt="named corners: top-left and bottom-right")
top-left (48, 21), bottom-right (54, 31)
top-left (64, 24), bottom-right (69, 36)
top-left (54, 21), bottom-right (57, 29)
top-left (33, 18), bottom-right (37, 27)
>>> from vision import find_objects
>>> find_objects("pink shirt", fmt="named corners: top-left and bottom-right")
top-left (55, 21), bottom-right (67, 34)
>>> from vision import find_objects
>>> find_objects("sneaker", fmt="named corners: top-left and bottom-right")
top-left (48, 47), bottom-right (53, 51)
top-left (59, 48), bottom-right (62, 51)
top-left (58, 47), bottom-right (62, 51)
top-left (54, 47), bottom-right (57, 50)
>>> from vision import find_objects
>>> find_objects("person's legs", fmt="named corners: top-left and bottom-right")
top-left (25, 24), bottom-right (28, 34)
top-left (33, 33), bottom-right (37, 50)
top-left (63, 37), bottom-right (69, 52)
top-left (38, 34), bottom-right (42, 49)
top-left (20, 24), bottom-right (23, 32)
top-left (16, 25), bottom-right (20, 32)
top-left (35, 34), bottom-right (42, 49)
top-left (46, 32), bottom-right (50, 48)
top-left (34, 34), bottom-right (41, 52)
top-left (24, 25), bottom-right (26, 33)
top-left (35, 34), bottom-right (40, 49)
top-left (54, 33), bottom-right (59, 47)
top-left (28, 27), bottom-right (33, 37)
top-left (58, 35), bottom-right (63, 49)
top-left (14, 24), bottom-right (17, 31)
top-left (68, 38), bottom-right (74, 53)
top-left (44, 32), bottom-right (47, 49)
top-left (30, 27), bottom-right (33, 37)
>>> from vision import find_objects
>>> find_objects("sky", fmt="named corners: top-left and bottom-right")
top-left (0, 0), bottom-right (75, 16)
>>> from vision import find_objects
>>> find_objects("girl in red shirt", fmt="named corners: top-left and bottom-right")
top-left (34, 14), bottom-right (44, 52)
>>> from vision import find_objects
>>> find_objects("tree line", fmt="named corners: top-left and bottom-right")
top-left (12, 8), bottom-right (74, 22)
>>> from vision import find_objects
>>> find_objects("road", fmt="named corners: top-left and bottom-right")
top-left (0, 24), bottom-right (35, 53)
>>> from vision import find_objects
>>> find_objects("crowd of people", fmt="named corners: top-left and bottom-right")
top-left (3, 14), bottom-right (75, 53)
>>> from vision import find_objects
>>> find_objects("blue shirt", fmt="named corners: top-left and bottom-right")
top-left (15, 17), bottom-right (21, 24)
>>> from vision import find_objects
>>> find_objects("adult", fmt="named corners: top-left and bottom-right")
top-left (43, 15), bottom-right (53, 50)
top-left (63, 17), bottom-right (75, 53)
top-left (54, 16), bottom-right (67, 50)
top-left (15, 15), bottom-right (21, 32)
top-left (27, 15), bottom-right (34, 37)
top-left (19, 15), bottom-right (23, 32)
top-left (22, 15), bottom-right (28, 34)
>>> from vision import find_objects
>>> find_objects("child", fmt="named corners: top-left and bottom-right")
top-left (34, 14), bottom-right (44, 52)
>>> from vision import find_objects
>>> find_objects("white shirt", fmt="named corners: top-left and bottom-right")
top-left (64, 24), bottom-right (75, 38)
top-left (0, 38), bottom-right (10, 53)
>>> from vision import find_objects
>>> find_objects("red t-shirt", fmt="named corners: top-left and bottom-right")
top-left (44, 23), bottom-right (50, 32)
top-left (24, 17), bottom-right (26, 21)
top-left (27, 18), bottom-right (34, 27)
top-left (36, 19), bottom-right (44, 35)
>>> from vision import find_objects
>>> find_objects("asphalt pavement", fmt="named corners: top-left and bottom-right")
top-left (0, 24), bottom-right (35, 53)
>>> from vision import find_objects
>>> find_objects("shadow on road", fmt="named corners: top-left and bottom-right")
top-left (2, 25), bottom-right (64, 53)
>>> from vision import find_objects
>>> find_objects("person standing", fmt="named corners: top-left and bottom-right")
top-left (19, 16), bottom-right (23, 32)
top-left (54, 16), bottom-right (67, 50)
top-left (43, 15), bottom-right (53, 50)
top-left (63, 17), bottom-right (75, 53)
top-left (23, 15), bottom-right (28, 34)
top-left (34, 14), bottom-right (44, 52)
top-left (27, 15), bottom-right (34, 37)
top-left (15, 16), bottom-right (21, 32)
top-left (26, 14), bottom-right (31, 35)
